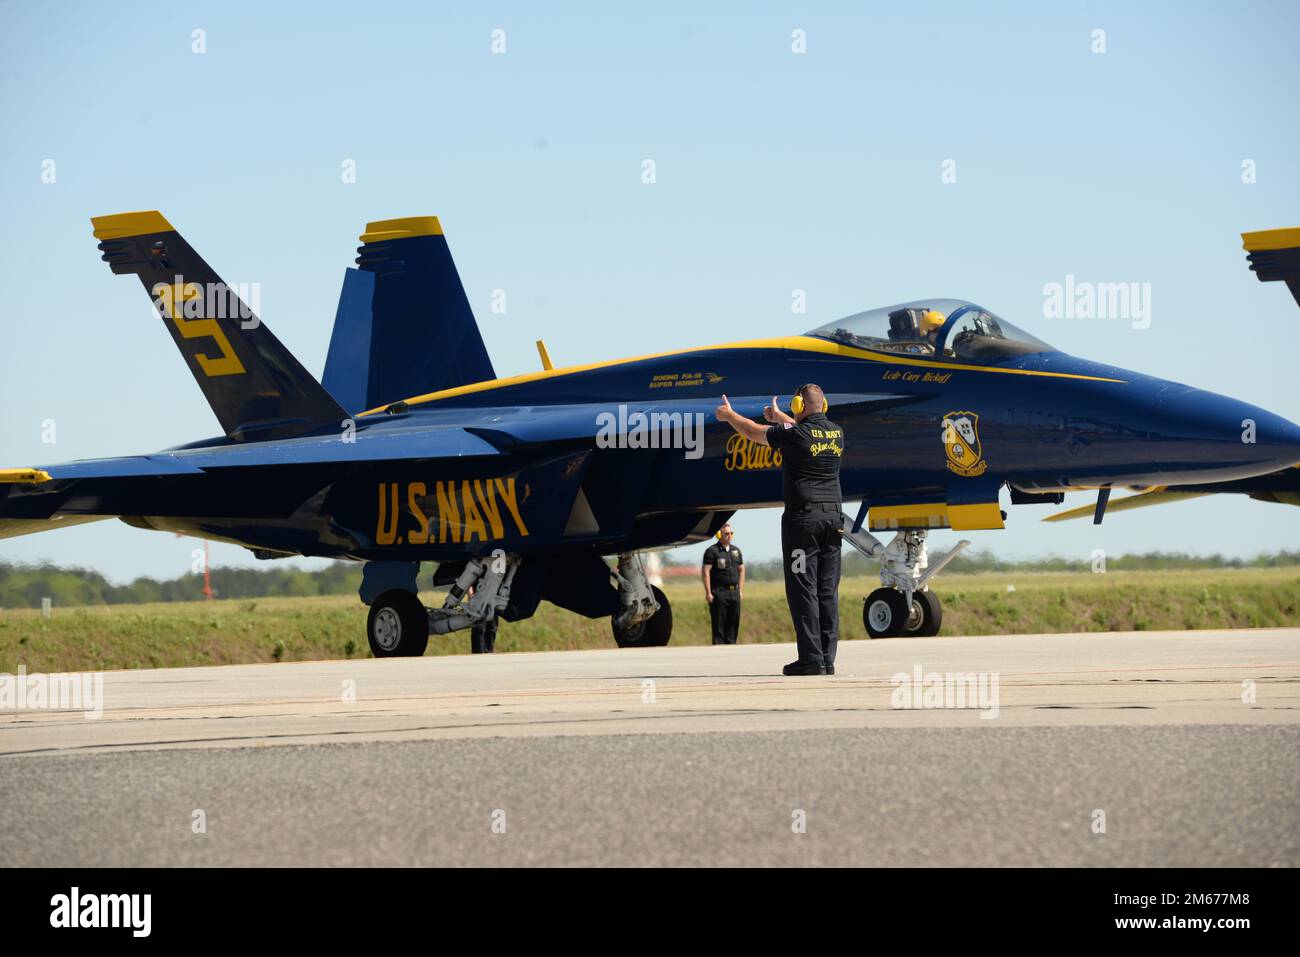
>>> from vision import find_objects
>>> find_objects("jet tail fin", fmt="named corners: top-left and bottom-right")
top-left (321, 267), bottom-right (376, 414)
top-left (92, 211), bottom-right (348, 440)
top-left (323, 216), bottom-right (496, 413)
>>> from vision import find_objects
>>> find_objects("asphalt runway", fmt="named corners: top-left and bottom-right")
top-left (2, 628), bottom-right (1297, 866)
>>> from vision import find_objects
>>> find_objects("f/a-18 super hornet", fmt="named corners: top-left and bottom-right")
top-left (2, 213), bottom-right (1298, 651)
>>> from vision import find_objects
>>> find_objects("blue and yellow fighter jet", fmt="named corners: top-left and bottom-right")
top-left (2, 213), bottom-right (1299, 651)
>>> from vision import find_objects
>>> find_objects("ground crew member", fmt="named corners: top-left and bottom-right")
top-left (715, 385), bottom-right (844, 675)
top-left (466, 584), bottom-right (499, 654)
top-left (702, 522), bottom-right (744, 644)
top-left (470, 615), bottom-right (498, 654)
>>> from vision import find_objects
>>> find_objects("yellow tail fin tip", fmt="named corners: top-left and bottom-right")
top-left (1241, 227), bottom-right (1300, 252)
top-left (359, 216), bottom-right (443, 243)
top-left (90, 210), bottom-right (174, 240)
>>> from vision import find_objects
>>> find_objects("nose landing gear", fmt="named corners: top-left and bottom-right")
top-left (842, 517), bottom-right (968, 639)
top-left (864, 585), bottom-right (944, 639)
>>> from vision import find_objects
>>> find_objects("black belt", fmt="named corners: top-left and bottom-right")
top-left (715, 583), bottom-right (738, 590)
top-left (788, 502), bottom-right (841, 513)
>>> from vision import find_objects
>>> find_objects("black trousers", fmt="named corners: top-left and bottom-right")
top-left (709, 588), bottom-right (741, 644)
top-left (471, 616), bottom-right (499, 654)
top-left (780, 505), bottom-right (843, 666)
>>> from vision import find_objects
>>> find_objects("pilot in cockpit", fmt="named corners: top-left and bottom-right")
top-left (919, 309), bottom-right (946, 351)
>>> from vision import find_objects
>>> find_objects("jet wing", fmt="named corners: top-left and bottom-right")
top-left (1, 394), bottom-right (906, 540)
top-left (0, 425), bottom-right (505, 539)
top-left (430, 393), bottom-right (910, 447)
top-left (1042, 465), bottom-right (1300, 521)
top-left (1042, 488), bottom-right (1213, 522)
top-left (36, 455), bottom-right (206, 481)
top-left (0, 515), bottom-right (113, 540)
top-left (10, 392), bottom-right (898, 489)
top-left (31, 424), bottom-right (503, 481)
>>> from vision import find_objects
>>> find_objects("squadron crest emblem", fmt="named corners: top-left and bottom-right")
top-left (942, 411), bottom-right (988, 477)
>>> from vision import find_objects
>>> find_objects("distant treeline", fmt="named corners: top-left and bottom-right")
top-left (2, 550), bottom-right (1298, 609)
top-left (0, 561), bottom-right (364, 610)
top-left (728, 549), bottom-right (1300, 582)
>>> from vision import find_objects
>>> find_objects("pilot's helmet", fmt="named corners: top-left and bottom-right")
top-left (919, 310), bottom-right (946, 337)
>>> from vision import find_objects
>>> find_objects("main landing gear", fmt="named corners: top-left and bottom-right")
top-left (365, 554), bottom-right (522, 658)
top-left (366, 590), bottom-right (429, 657)
top-left (609, 552), bottom-right (673, 648)
top-left (362, 550), bottom-right (675, 657)
top-left (841, 519), bottom-right (970, 639)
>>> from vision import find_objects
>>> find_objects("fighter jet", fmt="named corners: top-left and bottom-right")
top-left (2, 213), bottom-right (1297, 649)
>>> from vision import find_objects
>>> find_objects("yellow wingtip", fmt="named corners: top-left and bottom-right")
top-left (0, 468), bottom-right (52, 484)
top-left (1040, 487), bottom-right (1214, 522)
top-left (1041, 503), bottom-right (1095, 523)
top-left (1241, 227), bottom-right (1300, 252)
top-left (359, 216), bottom-right (443, 243)
top-left (90, 210), bottom-right (174, 240)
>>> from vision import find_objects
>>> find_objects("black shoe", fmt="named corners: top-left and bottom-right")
top-left (782, 660), bottom-right (826, 676)
top-left (825, 664), bottom-right (835, 675)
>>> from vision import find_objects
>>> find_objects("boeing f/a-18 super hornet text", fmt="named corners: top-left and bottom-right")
top-left (3, 213), bottom-right (1299, 651)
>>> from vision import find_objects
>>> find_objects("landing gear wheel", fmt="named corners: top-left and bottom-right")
top-left (367, 589), bottom-right (430, 658)
top-left (611, 585), bottom-right (673, 648)
top-left (904, 590), bottom-right (943, 637)
top-left (863, 587), bottom-right (910, 639)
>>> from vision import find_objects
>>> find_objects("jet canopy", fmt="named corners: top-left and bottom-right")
top-left (805, 298), bottom-right (1056, 361)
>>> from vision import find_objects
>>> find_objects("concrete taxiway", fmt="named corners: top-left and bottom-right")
top-left (1, 629), bottom-right (1296, 866)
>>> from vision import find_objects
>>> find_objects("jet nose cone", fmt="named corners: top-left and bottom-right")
top-left (1247, 408), bottom-right (1300, 470)
top-left (1161, 386), bottom-right (1300, 480)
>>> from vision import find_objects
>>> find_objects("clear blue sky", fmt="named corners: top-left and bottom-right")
top-left (1, 1), bottom-right (1298, 582)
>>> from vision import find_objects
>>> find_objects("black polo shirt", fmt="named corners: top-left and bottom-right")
top-left (702, 542), bottom-right (743, 587)
top-left (765, 412), bottom-right (844, 508)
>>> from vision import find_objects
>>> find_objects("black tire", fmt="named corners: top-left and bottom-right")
top-left (611, 585), bottom-right (673, 648)
top-left (904, 590), bottom-right (943, 637)
top-left (366, 589), bottom-right (430, 658)
top-left (863, 587), bottom-right (910, 639)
